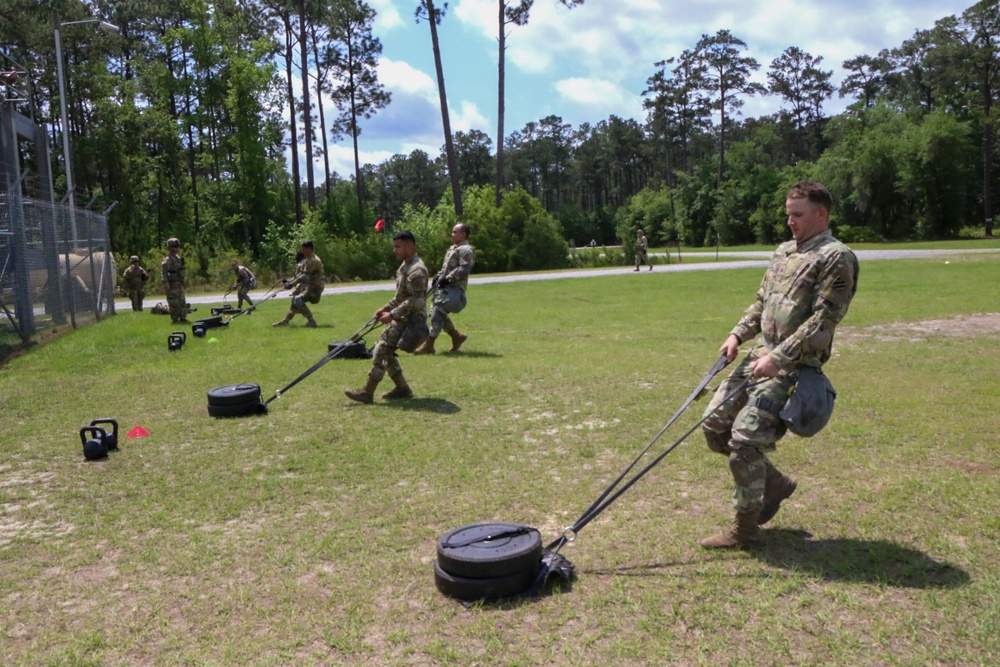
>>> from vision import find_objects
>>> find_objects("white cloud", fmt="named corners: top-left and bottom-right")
top-left (378, 57), bottom-right (437, 99)
top-left (370, 0), bottom-right (404, 32)
top-left (554, 77), bottom-right (643, 119)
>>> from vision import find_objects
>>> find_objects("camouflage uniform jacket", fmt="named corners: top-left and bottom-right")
top-left (730, 230), bottom-right (858, 370)
top-left (122, 264), bottom-right (148, 289)
top-left (385, 255), bottom-right (428, 323)
top-left (160, 254), bottom-right (185, 287)
top-left (436, 240), bottom-right (475, 291)
top-left (233, 265), bottom-right (254, 288)
top-left (635, 234), bottom-right (648, 252)
top-left (290, 255), bottom-right (324, 294)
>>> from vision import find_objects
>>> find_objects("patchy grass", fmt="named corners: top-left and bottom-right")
top-left (1, 254), bottom-right (998, 666)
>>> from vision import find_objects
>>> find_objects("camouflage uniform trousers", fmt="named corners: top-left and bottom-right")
top-left (635, 249), bottom-right (649, 267)
top-left (367, 320), bottom-right (406, 383)
top-left (701, 349), bottom-right (797, 514)
top-left (428, 287), bottom-right (466, 338)
top-left (165, 283), bottom-right (186, 322)
top-left (128, 288), bottom-right (145, 312)
top-left (290, 286), bottom-right (322, 318)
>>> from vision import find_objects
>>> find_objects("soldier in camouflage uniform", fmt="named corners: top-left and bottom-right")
top-left (345, 231), bottom-right (428, 404)
top-left (229, 261), bottom-right (256, 311)
top-left (122, 255), bottom-right (149, 311)
top-left (160, 238), bottom-right (189, 323)
top-left (634, 228), bottom-right (651, 271)
top-left (700, 180), bottom-right (859, 549)
top-left (273, 241), bottom-right (324, 328)
top-left (414, 223), bottom-right (474, 355)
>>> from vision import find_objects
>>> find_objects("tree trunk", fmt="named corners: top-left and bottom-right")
top-left (311, 25), bottom-right (332, 199)
top-left (495, 2), bottom-right (505, 208)
top-left (984, 85), bottom-right (995, 237)
top-left (283, 15), bottom-right (303, 225)
top-left (346, 23), bottom-right (366, 229)
top-left (298, 0), bottom-right (316, 209)
top-left (426, 0), bottom-right (463, 217)
top-left (181, 46), bottom-right (201, 235)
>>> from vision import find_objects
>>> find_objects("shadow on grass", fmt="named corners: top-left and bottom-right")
top-left (751, 528), bottom-right (971, 589)
top-left (383, 397), bottom-right (462, 414)
top-left (439, 350), bottom-right (503, 359)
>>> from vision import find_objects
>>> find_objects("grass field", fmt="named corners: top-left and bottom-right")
top-left (1, 252), bottom-right (999, 666)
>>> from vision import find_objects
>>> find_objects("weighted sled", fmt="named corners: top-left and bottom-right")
top-left (207, 383), bottom-right (262, 407)
top-left (207, 400), bottom-right (267, 418)
top-left (433, 560), bottom-right (538, 601)
top-left (436, 522), bottom-right (542, 579)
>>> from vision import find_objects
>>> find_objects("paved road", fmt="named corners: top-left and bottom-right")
top-left (136, 247), bottom-right (1000, 307)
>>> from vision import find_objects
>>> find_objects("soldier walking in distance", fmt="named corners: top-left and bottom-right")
top-left (634, 228), bottom-right (652, 271)
top-left (414, 223), bottom-right (474, 354)
top-left (699, 180), bottom-right (859, 549)
top-left (122, 255), bottom-right (149, 311)
top-left (160, 238), bottom-right (188, 323)
top-left (345, 231), bottom-right (428, 404)
top-left (273, 241), bottom-right (324, 328)
top-left (229, 261), bottom-right (256, 311)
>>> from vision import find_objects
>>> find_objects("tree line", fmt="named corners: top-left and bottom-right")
top-left (1, 0), bottom-right (996, 283)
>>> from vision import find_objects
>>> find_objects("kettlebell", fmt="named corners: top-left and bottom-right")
top-left (89, 418), bottom-right (119, 451)
top-left (168, 330), bottom-right (186, 351)
top-left (192, 322), bottom-right (207, 338)
top-left (80, 425), bottom-right (109, 461)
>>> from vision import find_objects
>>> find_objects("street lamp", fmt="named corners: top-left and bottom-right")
top-left (54, 18), bottom-right (118, 244)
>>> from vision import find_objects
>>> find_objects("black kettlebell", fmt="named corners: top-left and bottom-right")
top-left (80, 426), bottom-right (109, 461)
top-left (192, 321), bottom-right (207, 338)
top-left (168, 330), bottom-right (186, 351)
top-left (89, 418), bottom-right (119, 451)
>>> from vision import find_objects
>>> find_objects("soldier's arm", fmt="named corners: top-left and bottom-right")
top-left (769, 250), bottom-right (858, 369)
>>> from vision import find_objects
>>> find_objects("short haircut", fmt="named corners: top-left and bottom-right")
top-left (455, 223), bottom-right (471, 237)
top-left (393, 230), bottom-right (416, 244)
top-left (787, 180), bottom-right (833, 213)
top-left (301, 240), bottom-right (314, 249)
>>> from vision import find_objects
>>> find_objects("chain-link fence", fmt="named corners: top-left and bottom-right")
top-left (1, 185), bottom-right (116, 346)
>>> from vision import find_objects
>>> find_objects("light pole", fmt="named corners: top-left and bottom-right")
top-left (54, 18), bottom-right (118, 245)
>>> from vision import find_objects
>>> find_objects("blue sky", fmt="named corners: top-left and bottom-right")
top-left (307, 0), bottom-right (976, 179)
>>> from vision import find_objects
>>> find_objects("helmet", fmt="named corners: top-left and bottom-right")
top-left (129, 255), bottom-right (140, 263)
top-left (167, 237), bottom-right (180, 248)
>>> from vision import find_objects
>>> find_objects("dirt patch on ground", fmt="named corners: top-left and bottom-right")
top-left (837, 312), bottom-right (1000, 344)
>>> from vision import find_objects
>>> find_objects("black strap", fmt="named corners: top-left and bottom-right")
top-left (565, 355), bottom-right (731, 537)
top-left (547, 368), bottom-right (754, 553)
top-left (264, 318), bottom-right (382, 405)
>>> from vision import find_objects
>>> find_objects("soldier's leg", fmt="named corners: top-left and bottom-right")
top-left (346, 340), bottom-right (392, 403)
top-left (166, 287), bottom-right (183, 322)
top-left (137, 289), bottom-right (144, 311)
top-left (701, 357), bottom-right (752, 456)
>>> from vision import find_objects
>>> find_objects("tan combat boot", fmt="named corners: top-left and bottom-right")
top-left (272, 311), bottom-right (293, 327)
top-left (758, 467), bottom-right (797, 525)
top-left (413, 336), bottom-right (436, 355)
top-left (382, 373), bottom-right (413, 400)
top-left (448, 329), bottom-right (468, 352)
top-left (700, 512), bottom-right (760, 549)
top-left (344, 377), bottom-right (380, 404)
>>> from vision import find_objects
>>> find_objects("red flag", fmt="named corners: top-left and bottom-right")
top-left (374, 218), bottom-right (384, 233)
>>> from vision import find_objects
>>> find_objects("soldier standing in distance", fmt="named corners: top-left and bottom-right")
top-left (160, 238), bottom-right (188, 323)
top-left (122, 255), bottom-right (149, 311)
top-left (273, 241), bottom-right (324, 328)
top-left (345, 231), bottom-right (428, 404)
top-left (699, 180), bottom-right (859, 549)
top-left (414, 223), bottom-right (474, 354)
top-left (634, 228), bottom-right (652, 271)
